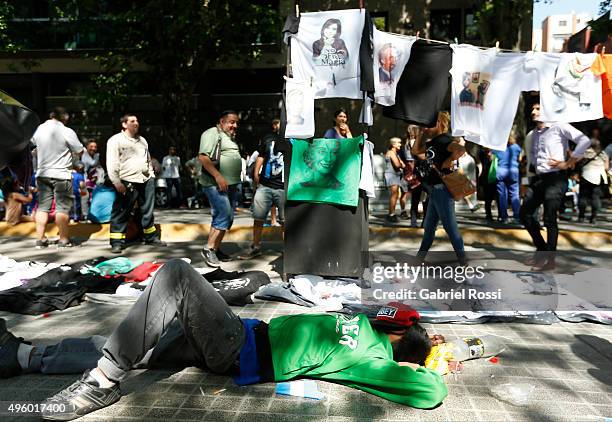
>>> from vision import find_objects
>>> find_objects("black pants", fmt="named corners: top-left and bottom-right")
top-left (165, 177), bottom-right (183, 207)
top-left (483, 181), bottom-right (498, 219)
top-left (109, 178), bottom-right (159, 246)
top-left (520, 171), bottom-right (567, 251)
top-left (98, 259), bottom-right (245, 381)
top-left (578, 179), bottom-right (602, 221)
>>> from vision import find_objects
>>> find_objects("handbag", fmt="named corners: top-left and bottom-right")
top-left (434, 166), bottom-right (476, 201)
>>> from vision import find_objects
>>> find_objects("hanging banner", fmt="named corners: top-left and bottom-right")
top-left (287, 136), bottom-right (363, 207)
top-left (290, 9), bottom-right (365, 99)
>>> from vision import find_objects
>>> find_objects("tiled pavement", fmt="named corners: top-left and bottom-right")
top-left (1, 299), bottom-right (611, 422)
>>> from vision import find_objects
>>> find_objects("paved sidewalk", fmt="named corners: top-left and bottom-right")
top-left (1, 298), bottom-right (611, 422)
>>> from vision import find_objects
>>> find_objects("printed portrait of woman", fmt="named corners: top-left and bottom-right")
top-left (312, 18), bottom-right (349, 67)
top-left (301, 138), bottom-right (344, 190)
top-left (286, 88), bottom-right (305, 125)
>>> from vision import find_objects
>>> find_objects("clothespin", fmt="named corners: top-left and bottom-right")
top-left (495, 41), bottom-right (500, 52)
top-left (359, 0), bottom-right (364, 9)
top-left (295, 4), bottom-right (300, 18)
top-left (603, 46), bottom-right (607, 56)
top-left (415, 31), bottom-right (420, 39)
top-left (454, 37), bottom-right (458, 45)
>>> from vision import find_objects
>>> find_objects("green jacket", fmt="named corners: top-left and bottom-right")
top-left (268, 313), bottom-right (447, 409)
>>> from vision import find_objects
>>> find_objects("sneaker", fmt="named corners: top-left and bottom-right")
top-left (35, 239), bottom-right (49, 249)
top-left (399, 211), bottom-right (409, 219)
top-left (41, 370), bottom-right (121, 421)
top-left (0, 318), bottom-right (24, 379)
top-left (144, 238), bottom-right (167, 247)
top-left (57, 240), bottom-right (75, 248)
top-left (216, 249), bottom-right (233, 262)
top-left (385, 214), bottom-right (399, 224)
top-left (239, 245), bottom-right (262, 260)
top-left (110, 244), bottom-right (123, 254)
top-left (201, 247), bottom-right (221, 268)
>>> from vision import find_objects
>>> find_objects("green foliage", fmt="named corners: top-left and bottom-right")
top-left (10, 0), bottom-right (281, 155)
top-left (0, 2), bottom-right (19, 53)
top-left (474, 0), bottom-right (536, 49)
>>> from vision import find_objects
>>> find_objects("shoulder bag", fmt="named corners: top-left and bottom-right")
top-left (434, 165), bottom-right (476, 201)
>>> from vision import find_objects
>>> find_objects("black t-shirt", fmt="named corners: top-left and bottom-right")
top-left (382, 41), bottom-right (452, 127)
top-left (257, 134), bottom-right (288, 190)
top-left (424, 134), bottom-right (453, 186)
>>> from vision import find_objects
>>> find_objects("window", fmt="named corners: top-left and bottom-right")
top-left (465, 10), bottom-right (479, 41)
top-left (559, 20), bottom-right (567, 27)
top-left (430, 9), bottom-right (462, 42)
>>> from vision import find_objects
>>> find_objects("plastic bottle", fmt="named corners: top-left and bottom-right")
top-left (447, 335), bottom-right (506, 361)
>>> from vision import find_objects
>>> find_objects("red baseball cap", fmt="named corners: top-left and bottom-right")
top-left (375, 302), bottom-right (420, 328)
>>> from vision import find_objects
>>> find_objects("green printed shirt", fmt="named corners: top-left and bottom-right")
top-left (198, 126), bottom-right (242, 187)
top-left (268, 313), bottom-right (448, 409)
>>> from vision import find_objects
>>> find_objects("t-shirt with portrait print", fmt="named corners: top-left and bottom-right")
top-left (290, 9), bottom-right (365, 99)
top-left (257, 134), bottom-right (288, 190)
top-left (450, 45), bottom-right (538, 151)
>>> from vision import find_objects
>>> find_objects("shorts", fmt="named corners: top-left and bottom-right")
top-left (202, 184), bottom-right (239, 230)
top-left (252, 185), bottom-right (285, 222)
top-left (37, 177), bottom-right (73, 214)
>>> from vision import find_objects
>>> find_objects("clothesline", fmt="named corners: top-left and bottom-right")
top-left (387, 31), bottom-right (535, 55)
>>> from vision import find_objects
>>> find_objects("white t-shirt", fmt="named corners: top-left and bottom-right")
top-left (373, 29), bottom-right (416, 106)
top-left (450, 45), bottom-right (538, 151)
top-left (33, 119), bottom-right (84, 180)
top-left (284, 78), bottom-right (315, 139)
top-left (161, 155), bottom-right (181, 179)
top-left (525, 52), bottom-right (603, 123)
top-left (290, 9), bottom-right (365, 99)
top-left (359, 139), bottom-right (375, 198)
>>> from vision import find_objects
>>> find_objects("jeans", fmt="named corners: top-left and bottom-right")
top-left (97, 259), bottom-right (245, 382)
top-left (28, 322), bottom-right (205, 375)
top-left (202, 184), bottom-right (239, 230)
top-left (520, 171), bottom-right (567, 251)
top-left (109, 178), bottom-right (158, 246)
top-left (418, 184), bottom-right (465, 261)
top-left (496, 168), bottom-right (520, 220)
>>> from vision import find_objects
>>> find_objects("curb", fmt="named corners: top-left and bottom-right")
top-left (2, 221), bottom-right (610, 249)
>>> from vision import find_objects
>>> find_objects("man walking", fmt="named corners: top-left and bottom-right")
top-left (240, 125), bottom-right (288, 259)
top-left (161, 146), bottom-right (182, 208)
top-left (520, 103), bottom-right (591, 269)
top-left (198, 110), bottom-right (242, 267)
top-left (32, 107), bottom-right (84, 248)
top-left (106, 114), bottom-right (166, 254)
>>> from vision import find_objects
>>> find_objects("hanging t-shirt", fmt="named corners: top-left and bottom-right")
top-left (290, 9), bottom-right (365, 99)
top-left (287, 136), bottom-right (363, 207)
top-left (595, 54), bottom-right (612, 119)
top-left (525, 52), bottom-right (604, 123)
top-left (257, 135), bottom-right (288, 190)
top-left (382, 40), bottom-right (452, 127)
top-left (372, 29), bottom-right (416, 106)
top-left (450, 45), bottom-right (538, 151)
top-left (359, 139), bottom-right (375, 198)
top-left (284, 78), bottom-right (315, 139)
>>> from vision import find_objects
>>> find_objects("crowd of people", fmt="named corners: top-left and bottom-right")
top-left (1, 104), bottom-right (610, 270)
top-left (381, 106), bottom-right (611, 234)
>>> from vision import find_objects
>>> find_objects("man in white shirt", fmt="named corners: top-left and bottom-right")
top-left (519, 103), bottom-right (591, 270)
top-left (106, 114), bottom-right (166, 254)
top-left (161, 146), bottom-right (182, 208)
top-left (32, 107), bottom-right (84, 248)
